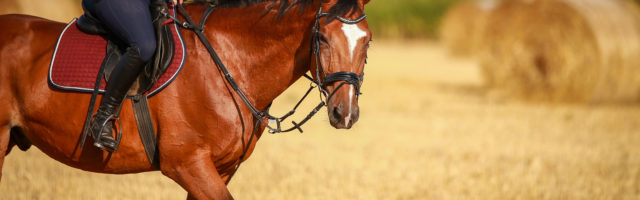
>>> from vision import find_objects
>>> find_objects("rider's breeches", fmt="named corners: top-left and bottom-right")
top-left (83, 0), bottom-right (157, 62)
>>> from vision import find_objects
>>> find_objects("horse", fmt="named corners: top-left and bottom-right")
top-left (0, 0), bottom-right (371, 199)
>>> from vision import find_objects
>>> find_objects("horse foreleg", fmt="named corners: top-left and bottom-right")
top-left (161, 155), bottom-right (234, 200)
top-left (186, 193), bottom-right (200, 200)
top-left (0, 125), bottom-right (10, 181)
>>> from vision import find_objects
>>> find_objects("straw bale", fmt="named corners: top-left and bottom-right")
top-left (480, 0), bottom-right (640, 103)
top-left (439, 0), bottom-right (499, 57)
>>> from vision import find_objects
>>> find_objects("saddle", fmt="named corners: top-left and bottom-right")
top-left (77, 0), bottom-right (176, 95)
top-left (48, 1), bottom-right (187, 166)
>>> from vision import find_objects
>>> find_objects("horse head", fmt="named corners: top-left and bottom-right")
top-left (311, 0), bottom-right (371, 129)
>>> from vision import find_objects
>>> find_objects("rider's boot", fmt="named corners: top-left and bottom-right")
top-left (91, 46), bottom-right (146, 152)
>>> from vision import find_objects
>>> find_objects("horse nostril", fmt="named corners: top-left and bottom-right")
top-left (353, 106), bottom-right (360, 118)
top-left (332, 106), bottom-right (342, 121)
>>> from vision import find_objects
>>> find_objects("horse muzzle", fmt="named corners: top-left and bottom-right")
top-left (321, 72), bottom-right (363, 129)
top-left (328, 98), bottom-right (360, 129)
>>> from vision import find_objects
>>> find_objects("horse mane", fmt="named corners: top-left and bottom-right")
top-left (189, 0), bottom-right (361, 20)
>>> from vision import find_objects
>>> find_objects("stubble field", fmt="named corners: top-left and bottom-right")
top-left (1, 40), bottom-right (640, 199)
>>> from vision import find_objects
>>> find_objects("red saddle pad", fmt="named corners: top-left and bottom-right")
top-left (48, 10), bottom-right (186, 97)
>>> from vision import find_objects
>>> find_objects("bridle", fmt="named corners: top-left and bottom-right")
top-left (166, 3), bottom-right (368, 183)
top-left (311, 6), bottom-right (366, 102)
top-left (166, 4), bottom-right (367, 134)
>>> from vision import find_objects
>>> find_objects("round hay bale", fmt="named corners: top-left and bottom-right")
top-left (480, 0), bottom-right (640, 103)
top-left (439, 0), bottom-right (499, 57)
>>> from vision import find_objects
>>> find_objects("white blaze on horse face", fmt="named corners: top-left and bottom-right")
top-left (341, 23), bottom-right (367, 61)
top-left (340, 23), bottom-right (365, 127)
top-left (345, 85), bottom-right (354, 125)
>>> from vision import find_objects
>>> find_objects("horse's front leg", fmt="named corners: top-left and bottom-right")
top-left (0, 125), bottom-right (9, 181)
top-left (161, 152), bottom-right (233, 200)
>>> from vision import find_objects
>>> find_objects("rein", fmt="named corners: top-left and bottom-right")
top-left (164, 3), bottom-right (366, 183)
top-left (165, 4), bottom-right (366, 134)
top-left (166, 5), bottom-right (320, 134)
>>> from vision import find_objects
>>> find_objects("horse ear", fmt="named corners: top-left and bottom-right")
top-left (363, 0), bottom-right (370, 4)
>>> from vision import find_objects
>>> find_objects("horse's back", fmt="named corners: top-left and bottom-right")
top-left (0, 14), bottom-right (65, 48)
top-left (0, 14), bottom-right (65, 28)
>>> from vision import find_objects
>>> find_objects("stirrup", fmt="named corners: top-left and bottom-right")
top-left (93, 114), bottom-right (123, 152)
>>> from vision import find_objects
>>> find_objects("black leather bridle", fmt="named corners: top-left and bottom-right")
top-left (311, 6), bottom-right (366, 102)
top-left (168, 4), bottom-right (368, 183)
top-left (167, 4), bottom-right (367, 134)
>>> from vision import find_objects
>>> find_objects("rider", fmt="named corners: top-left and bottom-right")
top-left (82, 0), bottom-right (183, 151)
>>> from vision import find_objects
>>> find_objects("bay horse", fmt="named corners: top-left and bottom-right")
top-left (0, 0), bottom-right (371, 199)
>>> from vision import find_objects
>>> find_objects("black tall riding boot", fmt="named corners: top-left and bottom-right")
top-left (91, 46), bottom-right (146, 152)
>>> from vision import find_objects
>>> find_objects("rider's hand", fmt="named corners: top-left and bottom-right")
top-left (171, 0), bottom-right (184, 6)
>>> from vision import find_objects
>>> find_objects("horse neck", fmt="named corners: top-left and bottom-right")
top-left (195, 3), bottom-right (318, 110)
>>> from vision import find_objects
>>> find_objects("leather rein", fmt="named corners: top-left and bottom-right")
top-left (164, 4), bottom-right (366, 183)
top-left (165, 4), bottom-right (366, 134)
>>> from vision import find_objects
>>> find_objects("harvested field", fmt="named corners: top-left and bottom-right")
top-left (479, 0), bottom-right (640, 102)
top-left (2, 40), bottom-right (640, 199)
top-left (0, 0), bottom-right (81, 23)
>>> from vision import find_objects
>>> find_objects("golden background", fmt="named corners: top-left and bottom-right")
top-left (1, 0), bottom-right (639, 199)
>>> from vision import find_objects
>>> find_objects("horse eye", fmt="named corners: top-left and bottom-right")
top-left (364, 41), bottom-right (371, 64)
top-left (318, 34), bottom-right (329, 44)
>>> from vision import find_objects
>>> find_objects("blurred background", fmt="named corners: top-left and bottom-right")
top-left (1, 0), bottom-right (640, 199)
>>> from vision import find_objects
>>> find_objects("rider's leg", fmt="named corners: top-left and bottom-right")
top-left (89, 0), bottom-right (157, 60)
top-left (91, 46), bottom-right (146, 151)
top-left (86, 0), bottom-right (156, 151)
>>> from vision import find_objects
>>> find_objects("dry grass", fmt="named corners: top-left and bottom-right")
top-left (479, 0), bottom-right (640, 103)
top-left (2, 40), bottom-right (640, 199)
top-left (0, 0), bottom-right (81, 22)
top-left (439, 0), bottom-right (498, 57)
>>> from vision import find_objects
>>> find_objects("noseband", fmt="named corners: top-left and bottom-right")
top-left (172, 5), bottom-right (367, 135)
top-left (172, 4), bottom-right (369, 184)
top-left (311, 6), bottom-right (366, 101)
